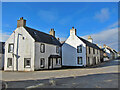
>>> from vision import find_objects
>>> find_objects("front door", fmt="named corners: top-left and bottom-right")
top-left (48, 58), bottom-right (53, 69)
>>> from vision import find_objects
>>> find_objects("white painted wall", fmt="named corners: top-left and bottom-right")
top-left (62, 35), bottom-right (86, 67)
top-left (34, 42), bottom-right (61, 70)
top-left (4, 27), bottom-right (35, 71)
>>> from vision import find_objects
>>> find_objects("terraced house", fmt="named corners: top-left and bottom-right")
top-left (62, 27), bottom-right (101, 67)
top-left (4, 17), bottom-right (62, 71)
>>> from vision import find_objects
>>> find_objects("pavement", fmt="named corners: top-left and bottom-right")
top-left (1, 59), bottom-right (120, 88)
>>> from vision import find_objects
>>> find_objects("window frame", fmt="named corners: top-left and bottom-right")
top-left (40, 58), bottom-right (45, 68)
top-left (7, 58), bottom-right (12, 67)
top-left (77, 57), bottom-right (83, 65)
top-left (56, 46), bottom-right (59, 53)
top-left (8, 43), bottom-right (14, 53)
top-left (77, 45), bottom-right (82, 53)
top-left (88, 57), bottom-right (90, 65)
top-left (56, 58), bottom-right (61, 65)
top-left (89, 47), bottom-right (91, 54)
top-left (24, 58), bottom-right (31, 68)
top-left (40, 44), bottom-right (45, 53)
top-left (93, 48), bottom-right (95, 54)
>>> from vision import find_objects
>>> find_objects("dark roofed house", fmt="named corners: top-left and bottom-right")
top-left (0, 42), bottom-right (5, 69)
top-left (4, 17), bottom-right (62, 71)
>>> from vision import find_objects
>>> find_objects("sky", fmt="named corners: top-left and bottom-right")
top-left (1, 2), bottom-right (119, 51)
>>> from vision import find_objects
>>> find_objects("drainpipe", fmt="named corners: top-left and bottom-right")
top-left (13, 31), bottom-right (15, 71)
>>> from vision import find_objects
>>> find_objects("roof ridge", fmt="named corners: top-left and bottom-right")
top-left (25, 26), bottom-right (54, 37)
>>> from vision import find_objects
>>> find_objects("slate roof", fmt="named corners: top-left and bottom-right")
top-left (77, 36), bottom-right (101, 50)
top-left (24, 26), bottom-right (61, 46)
top-left (0, 42), bottom-right (5, 54)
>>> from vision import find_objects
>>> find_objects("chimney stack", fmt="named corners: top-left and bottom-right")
top-left (70, 27), bottom-right (76, 36)
top-left (56, 38), bottom-right (60, 41)
top-left (88, 36), bottom-right (93, 43)
top-left (17, 17), bottom-right (26, 28)
top-left (49, 28), bottom-right (55, 37)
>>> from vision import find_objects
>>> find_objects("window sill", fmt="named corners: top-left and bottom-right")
top-left (25, 66), bottom-right (31, 68)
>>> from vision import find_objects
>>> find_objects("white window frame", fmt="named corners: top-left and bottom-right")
top-left (77, 57), bottom-right (83, 65)
top-left (24, 58), bottom-right (31, 68)
top-left (8, 44), bottom-right (14, 53)
top-left (77, 45), bottom-right (82, 53)
top-left (56, 46), bottom-right (59, 53)
top-left (40, 44), bottom-right (45, 53)
top-left (40, 58), bottom-right (45, 68)
top-left (7, 58), bottom-right (12, 67)
top-left (56, 58), bottom-right (61, 65)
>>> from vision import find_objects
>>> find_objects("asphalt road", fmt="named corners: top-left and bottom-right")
top-left (1, 59), bottom-right (120, 88)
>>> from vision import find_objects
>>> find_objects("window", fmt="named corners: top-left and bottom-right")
top-left (40, 44), bottom-right (45, 53)
top-left (93, 48), bottom-right (95, 54)
top-left (40, 58), bottom-right (45, 68)
top-left (97, 50), bottom-right (98, 54)
top-left (24, 58), bottom-right (31, 68)
top-left (88, 57), bottom-right (90, 65)
top-left (56, 46), bottom-right (59, 53)
top-left (77, 57), bottom-right (83, 65)
top-left (8, 44), bottom-right (14, 53)
top-left (89, 47), bottom-right (91, 54)
top-left (7, 58), bottom-right (12, 67)
top-left (77, 45), bottom-right (82, 53)
top-left (56, 58), bottom-right (61, 65)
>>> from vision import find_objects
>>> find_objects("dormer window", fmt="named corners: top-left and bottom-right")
top-left (8, 44), bottom-right (14, 53)
top-left (77, 45), bottom-right (82, 53)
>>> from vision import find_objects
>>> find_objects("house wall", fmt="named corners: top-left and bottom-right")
top-left (0, 54), bottom-right (4, 69)
top-left (62, 35), bottom-right (86, 67)
top-left (86, 46), bottom-right (100, 66)
top-left (34, 42), bottom-right (61, 70)
top-left (4, 27), bottom-right (35, 71)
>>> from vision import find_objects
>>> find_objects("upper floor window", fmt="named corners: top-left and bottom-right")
top-left (93, 48), bottom-right (95, 54)
top-left (24, 58), bottom-right (31, 68)
top-left (56, 46), bottom-right (59, 53)
top-left (40, 44), bottom-right (45, 53)
top-left (77, 57), bottom-right (83, 65)
top-left (89, 47), bottom-right (91, 54)
top-left (8, 44), bottom-right (14, 53)
top-left (77, 45), bottom-right (82, 53)
top-left (97, 50), bottom-right (98, 54)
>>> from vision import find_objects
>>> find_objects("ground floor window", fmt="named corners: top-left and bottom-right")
top-left (40, 58), bottom-right (45, 68)
top-left (24, 58), bottom-right (31, 68)
top-left (88, 57), bottom-right (90, 65)
top-left (77, 57), bottom-right (83, 65)
top-left (56, 58), bottom-right (61, 65)
top-left (7, 58), bottom-right (12, 67)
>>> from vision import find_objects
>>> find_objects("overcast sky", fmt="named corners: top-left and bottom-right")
top-left (1, 2), bottom-right (119, 51)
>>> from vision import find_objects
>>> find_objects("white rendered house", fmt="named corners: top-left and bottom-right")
top-left (62, 27), bottom-right (101, 67)
top-left (4, 17), bottom-right (62, 71)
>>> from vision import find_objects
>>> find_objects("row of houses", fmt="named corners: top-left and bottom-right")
top-left (0, 17), bottom-right (119, 71)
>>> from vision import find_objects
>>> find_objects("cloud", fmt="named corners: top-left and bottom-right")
top-left (0, 32), bottom-right (10, 42)
top-left (82, 27), bottom-right (118, 51)
top-left (38, 9), bottom-right (58, 23)
top-left (95, 8), bottom-right (110, 22)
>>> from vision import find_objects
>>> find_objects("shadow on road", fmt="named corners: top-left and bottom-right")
top-left (2, 73), bottom-right (119, 88)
